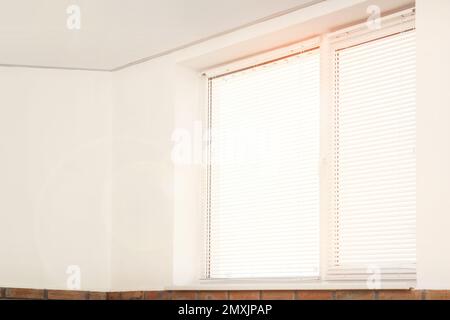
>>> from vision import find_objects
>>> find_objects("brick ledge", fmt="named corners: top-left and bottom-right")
top-left (1, 287), bottom-right (450, 300)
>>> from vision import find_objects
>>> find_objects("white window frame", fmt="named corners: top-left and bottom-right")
top-left (200, 37), bottom-right (322, 283)
top-left (199, 7), bottom-right (416, 285)
top-left (325, 9), bottom-right (416, 282)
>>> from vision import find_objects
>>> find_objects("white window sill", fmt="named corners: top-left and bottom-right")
top-left (166, 280), bottom-right (416, 291)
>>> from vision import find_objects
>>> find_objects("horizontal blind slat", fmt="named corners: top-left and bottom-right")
top-left (208, 49), bottom-right (320, 279)
top-left (331, 29), bottom-right (416, 274)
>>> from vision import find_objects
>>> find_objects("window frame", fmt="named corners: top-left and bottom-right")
top-left (199, 8), bottom-right (417, 285)
top-left (325, 10), bottom-right (416, 281)
top-left (201, 38), bottom-right (322, 282)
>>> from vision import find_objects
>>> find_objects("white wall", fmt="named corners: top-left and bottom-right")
top-left (0, 67), bottom-right (112, 291)
top-left (416, 0), bottom-right (450, 289)
top-left (110, 57), bottom-right (175, 290)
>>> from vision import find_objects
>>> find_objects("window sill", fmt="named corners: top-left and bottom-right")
top-left (166, 280), bottom-right (416, 291)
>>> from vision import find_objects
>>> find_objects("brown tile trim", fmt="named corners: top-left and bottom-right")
top-left (229, 290), bottom-right (261, 300)
top-left (377, 290), bottom-right (423, 300)
top-left (198, 291), bottom-right (228, 300)
top-left (335, 290), bottom-right (376, 300)
top-left (107, 292), bottom-right (122, 300)
top-left (172, 291), bottom-right (198, 300)
top-left (88, 292), bottom-right (108, 300)
top-left (144, 291), bottom-right (172, 300)
top-left (0, 287), bottom-right (450, 300)
top-left (4, 288), bottom-right (45, 300)
top-left (424, 290), bottom-right (450, 300)
top-left (261, 290), bottom-right (295, 300)
top-left (47, 290), bottom-right (88, 300)
top-left (295, 290), bottom-right (334, 300)
top-left (119, 291), bottom-right (144, 300)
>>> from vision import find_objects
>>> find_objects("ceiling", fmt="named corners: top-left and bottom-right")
top-left (0, 0), bottom-right (320, 71)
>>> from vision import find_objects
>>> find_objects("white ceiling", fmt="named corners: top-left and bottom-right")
top-left (0, 0), bottom-right (320, 71)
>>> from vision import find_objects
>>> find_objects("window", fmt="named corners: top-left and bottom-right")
top-left (204, 9), bottom-right (416, 282)
top-left (329, 25), bottom-right (416, 279)
top-left (206, 46), bottom-right (321, 279)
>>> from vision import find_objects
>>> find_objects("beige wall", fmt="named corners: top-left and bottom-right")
top-left (0, 67), bottom-right (112, 291)
top-left (110, 57), bottom-right (174, 290)
top-left (416, 0), bottom-right (450, 289)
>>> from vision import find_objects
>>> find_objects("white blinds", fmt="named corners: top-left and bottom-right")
top-left (331, 29), bottom-right (416, 275)
top-left (207, 49), bottom-right (320, 279)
